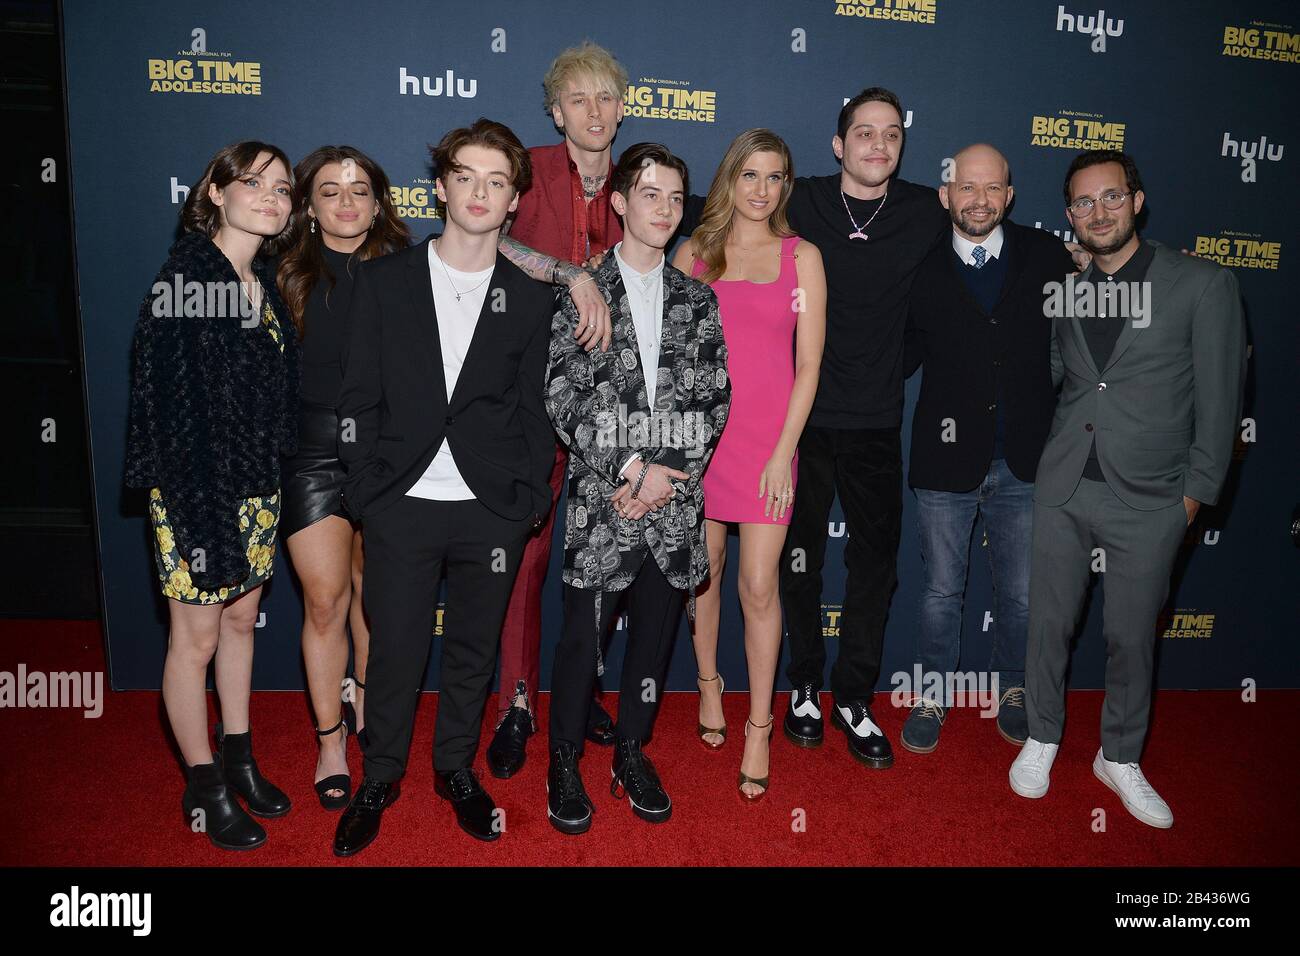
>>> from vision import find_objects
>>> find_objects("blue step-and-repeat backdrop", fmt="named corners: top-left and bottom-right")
top-left (63, 0), bottom-right (1299, 692)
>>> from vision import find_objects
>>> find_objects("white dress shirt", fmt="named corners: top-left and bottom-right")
top-left (405, 241), bottom-right (494, 501)
top-left (952, 224), bottom-right (1005, 267)
top-left (612, 242), bottom-right (666, 478)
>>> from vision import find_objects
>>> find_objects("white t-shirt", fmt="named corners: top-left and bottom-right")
top-left (404, 242), bottom-right (495, 501)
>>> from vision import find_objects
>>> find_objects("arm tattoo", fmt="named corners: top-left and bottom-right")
top-left (553, 260), bottom-right (583, 284)
top-left (498, 235), bottom-right (562, 284)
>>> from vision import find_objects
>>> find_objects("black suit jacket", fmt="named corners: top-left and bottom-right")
top-left (336, 236), bottom-right (556, 525)
top-left (904, 219), bottom-right (1075, 491)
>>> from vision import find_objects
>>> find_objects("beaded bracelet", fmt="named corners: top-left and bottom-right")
top-left (631, 460), bottom-right (651, 500)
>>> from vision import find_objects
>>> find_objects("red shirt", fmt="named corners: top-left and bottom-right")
top-left (567, 156), bottom-right (611, 264)
top-left (509, 143), bottom-right (623, 266)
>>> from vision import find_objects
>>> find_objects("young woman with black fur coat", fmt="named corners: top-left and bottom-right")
top-left (124, 141), bottom-right (300, 851)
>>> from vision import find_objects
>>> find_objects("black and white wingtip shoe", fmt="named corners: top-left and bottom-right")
top-left (783, 682), bottom-right (824, 748)
top-left (830, 698), bottom-right (894, 769)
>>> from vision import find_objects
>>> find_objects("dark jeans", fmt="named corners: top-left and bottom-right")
top-left (780, 425), bottom-right (902, 703)
top-left (913, 458), bottom-right (1032, 705)
top-left (360, 495), bottom-right (530, 781)
top-left (550, 554), bottom-right (683, 754)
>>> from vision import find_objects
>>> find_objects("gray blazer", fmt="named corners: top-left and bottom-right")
top-left (1035, 240), bottom-right (1247, 511)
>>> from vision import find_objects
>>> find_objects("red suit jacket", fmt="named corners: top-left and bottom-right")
top-left (509, 143), bottom-right (622, 264)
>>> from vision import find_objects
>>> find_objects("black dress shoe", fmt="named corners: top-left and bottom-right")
top-left (586, 699), bottom-right (616, 746)
top-left (830, 698), bottom-right (894, 769)
top-left (333, 776), bottom-right (400, 858)
top-left (547, 743), bottom-right (594, 835)
top-left (435, 768), bottom-right (500, 842)
top-left (182, 758), bottom-right (266, 851)
top-left (783, 683), bottom-right (824, 748)
top-left (217, 724), bottom-right (291, 817)
top-left (610, 737), bottom-right (671, 823)
top-left (487, 703), bottom-right (534, 779)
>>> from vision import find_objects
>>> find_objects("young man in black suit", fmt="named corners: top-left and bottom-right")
top-left (901, 144), bottom-right (1076, 754)
top-left (332, 119), bottom-right (556, 855)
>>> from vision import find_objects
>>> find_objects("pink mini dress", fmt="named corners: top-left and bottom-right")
top-left (694, 234), bottom-right (801, 525)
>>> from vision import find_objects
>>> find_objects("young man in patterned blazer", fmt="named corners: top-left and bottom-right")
top-left (543, 143), bottom-right (731, 834)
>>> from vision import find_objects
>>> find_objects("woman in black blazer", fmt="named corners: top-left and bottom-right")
top-left (125, 141), bottom-right (300, 850)
top-left (276, 146), bottom-right (410, 811)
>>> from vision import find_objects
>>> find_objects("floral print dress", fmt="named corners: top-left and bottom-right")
top-left (148, 298), bottom-right (284, 604)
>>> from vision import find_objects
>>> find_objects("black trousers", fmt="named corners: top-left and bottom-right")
top-left (779, 425), bottom-right (902, 702)
top-left (360, 495), bottom-right (530, 781)
top-left (550, 554), bottom-right (684, 754)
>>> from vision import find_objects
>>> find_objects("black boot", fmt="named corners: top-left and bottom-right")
top-left (217, 723), bottom-right (291, 818)
top-left (182, 758), bottom-right (267, 851)
top-left (487, 680), bottom-right (534, 779)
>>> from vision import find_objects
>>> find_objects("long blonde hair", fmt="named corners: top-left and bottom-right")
top-left (691, 129), bottom-right (794, 284)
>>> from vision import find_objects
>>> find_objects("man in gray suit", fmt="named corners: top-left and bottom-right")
top-left (1009, 150), bottom-right (1246, 828)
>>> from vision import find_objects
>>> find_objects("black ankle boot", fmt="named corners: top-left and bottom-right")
top-left (182, 758), bottom-right (267, 851)
top-left (217, 723), bottom-right (291, 818)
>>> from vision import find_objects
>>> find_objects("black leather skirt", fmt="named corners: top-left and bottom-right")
top-left (280, 402), bottom-right (350, 539)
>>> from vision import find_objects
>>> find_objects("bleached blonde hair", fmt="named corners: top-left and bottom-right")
top-left (542, 40), bottom-right (628, 112)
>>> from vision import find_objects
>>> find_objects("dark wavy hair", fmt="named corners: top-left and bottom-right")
top-left (610, 142), bottom-right (689, 200)
top-left (1063, 149), bottom-right (1144, 207)
top-left (181, 141), bottom-right (295, 254)
top-left (837, 87), bottom-right (905, 142)
top-left (429, 118), bottom-right (533, 202)
top-left (277, 145), bottom-right (411, 337)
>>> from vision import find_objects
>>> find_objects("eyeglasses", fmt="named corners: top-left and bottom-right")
top-left (1067, 190), bottom-right (1132, 217)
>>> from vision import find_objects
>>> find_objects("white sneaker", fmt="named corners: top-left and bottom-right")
top-left (1092, 749), bottom-right (1173, 829)
top-left (1009, 738), bottom-right (1059, 798)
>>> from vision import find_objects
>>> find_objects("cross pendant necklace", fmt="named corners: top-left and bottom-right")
top-left (842, 185), bottom-right (887, 241)
top-left (435, 239), bottom-right (491, 301)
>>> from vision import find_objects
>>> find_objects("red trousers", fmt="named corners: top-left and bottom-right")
top-left (496, 445), bottom-right (567, 714)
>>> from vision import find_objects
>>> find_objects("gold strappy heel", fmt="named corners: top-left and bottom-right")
top-left (697, 673), bottom-right (727, 750)
top-left (738, 715), bottom-right (774, 802)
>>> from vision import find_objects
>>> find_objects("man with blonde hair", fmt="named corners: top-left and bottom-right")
top-left (489, 40), bottom-right (631, 778)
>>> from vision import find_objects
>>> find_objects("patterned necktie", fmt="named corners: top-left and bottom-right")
top-left (972, 245), bottom-right (987, 269)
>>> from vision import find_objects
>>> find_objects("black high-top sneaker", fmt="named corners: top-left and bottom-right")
top-left (546, 742), bottom-right (594, 835)
top-left (610, 738), bottom-right (671, 823)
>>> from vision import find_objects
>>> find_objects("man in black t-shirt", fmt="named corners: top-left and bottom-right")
top-left (776, 88), bottom-right (949, 769)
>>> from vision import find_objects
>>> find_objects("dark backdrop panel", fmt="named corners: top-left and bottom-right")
top-left (63, 0), bottom-right (1299, 691)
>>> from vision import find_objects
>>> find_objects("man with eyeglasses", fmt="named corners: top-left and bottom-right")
top-left (1009, 150), bottom-right (1247, 829)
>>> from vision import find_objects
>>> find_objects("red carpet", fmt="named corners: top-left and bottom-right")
top-left (2, 619), bottom-right (1297, 867)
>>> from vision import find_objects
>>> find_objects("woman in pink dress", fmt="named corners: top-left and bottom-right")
top-left (672, 129), bottom-right (825, 801)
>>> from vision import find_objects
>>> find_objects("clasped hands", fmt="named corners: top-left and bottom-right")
top-left (609, 461), bottom-right (691, 521)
